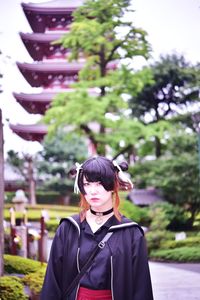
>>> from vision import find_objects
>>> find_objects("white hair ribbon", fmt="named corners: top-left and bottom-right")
top-left (113, 160), bottom-right (133, 188)
top-left (74, 162), bottom-right (82, 194)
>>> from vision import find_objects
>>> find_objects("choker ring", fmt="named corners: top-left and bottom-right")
top-left (90, 208), bottom-right (114, 225)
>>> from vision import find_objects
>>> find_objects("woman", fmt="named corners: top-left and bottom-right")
top-left (41, 156), bottom-right (153, 300)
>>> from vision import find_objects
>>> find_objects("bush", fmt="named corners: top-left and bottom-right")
top-left (145, 206), bottom-right (172, 252)
top-left (35, 191), bottom-right (61, 204)
top-left (150, 246), bottom-right (200, 262)
top-left (4, 205), bottom-right (79, 222)
top-left (146, 230), bottom-right (173, 253)
top-left (120, 200), bottom-right (150, 225)
top-left (149, 201), bottom-right (189, 231)
top-left (46, 219), bottom-right (60, 232)
top-left (0, 276), bottom-right (28, 300)
top-left (161, 236), bottom-right (200, 249)
top-left (4, 255), bottom-right (46, 275)
top-left (23, 268), bottom-right (46, 296)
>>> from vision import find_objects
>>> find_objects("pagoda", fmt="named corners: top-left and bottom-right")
top-left (10, 0), bottom-right (117, 147)
top-left (10, 0), bottom-right (85, 142)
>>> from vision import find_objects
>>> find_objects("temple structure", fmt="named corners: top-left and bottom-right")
top-left (10, 0), bottom-right (84, 142)
top-left (10, 0), bottom-right (117, 149)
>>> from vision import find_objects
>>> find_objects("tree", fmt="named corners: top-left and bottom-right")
top-left (129, 131), bottom-right (200, 228)
top-left (37, 131), bottom-right (88, 195)
top-left (6, 151), bottom-right (37, 205)
top-left (129, 54), bottom-right (200, 157)
top-left (44, 0), bottom-right (151, 158)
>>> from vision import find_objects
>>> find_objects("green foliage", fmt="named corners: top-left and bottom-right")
top-left (4, 205), bottom-right (79, 221)
top-left (129, 54), bottom-right (200, 157)
top-left (34, 190), bottom-right (63, 204)
top-left (59, 0), bottom-right (150, 65)
top-left (150, 247), bottom-right (200, 262)
top-left (0, 276), bottom-right (28, 300)
top-left (161, 236), bottom-right (200, 249)
top-left (45, 0), bottom-right (151, 156)
top-left (46, 219), bottom-right (60, 232)
top-left (145, 206), bottom-right (171, 252)
top-left (130, 54), bottom-right (199, 123)
top-left (129, 151), bottom-right (200, 228)
top-left (4, 255), bottom-right (46, 275)
top-left (149, 202), bottom-right (189, 231)
top-left (23, 268), bottom-right (46, 295)
top-left (37, 130), bottom-right (87, 194)
top-left (146, 230), bottom-right (173, 253)
top-left (120, 200), bottom-right (150, 225)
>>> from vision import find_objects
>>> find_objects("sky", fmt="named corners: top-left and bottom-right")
top-left (0, 0), bottom-right (200, 156)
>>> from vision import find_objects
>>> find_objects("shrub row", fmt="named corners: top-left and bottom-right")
top-left (0, 276), bottom-right (28, 300)
top-left (4, 206), bottom-right (79, 222)
top-left (4, 254), bottom-right (46, 275)
top-left (161, 236), bottom-right (200, 249)
top-left (150, 246), bottom-right (200, 262)
top-left (23, 268), bottom-right (46, 296)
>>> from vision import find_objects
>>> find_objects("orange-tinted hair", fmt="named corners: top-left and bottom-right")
top-left (79, 179), bottom-right (121, 222)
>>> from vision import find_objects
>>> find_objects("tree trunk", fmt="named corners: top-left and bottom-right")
top-left (155, 136), bottom-right (162, 158)
top-left (27, 156), bottom-right (36, 206)
top-left (0, 109), bottom-right (4, 276)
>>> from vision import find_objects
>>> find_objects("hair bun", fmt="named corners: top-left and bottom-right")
top-left (68, 166), bottom-right (77, 176)
top-left (119, 161), bottom-right (128, 172)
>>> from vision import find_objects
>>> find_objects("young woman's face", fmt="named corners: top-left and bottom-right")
top-left (83, 177), bottom-right (113, 211)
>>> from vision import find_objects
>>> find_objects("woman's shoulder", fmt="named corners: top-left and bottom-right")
top-left (57, 213), bottom-right (81, 235)
top-left (110, 215), bottom-right (144, 236)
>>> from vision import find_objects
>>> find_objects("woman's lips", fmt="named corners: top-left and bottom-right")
top-left (90, 197), bottom-right (100, 201)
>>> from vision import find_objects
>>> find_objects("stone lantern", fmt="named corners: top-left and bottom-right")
top-left (12, 189), bottom-right (28, 212)
top-left (11, 190), bottom-right (28, 257)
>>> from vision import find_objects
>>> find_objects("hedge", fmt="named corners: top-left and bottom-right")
top-left (161, 236), bottom-right (200, 249)
top-left (4, 206), bottom-right (79, 222)
top-left (0, 276), bottom-right (28, 300)
top-left (46, 219), bottom-right (60, 232)
top-left (120, 200), bottom-right (150, 225)
top-left (5, 190), bottom-right (80, 205)
top-left (4, 254), bottom-right (46, 275)
top-left (150, 246), bottom-right (200, 262)
top-left (23, 268), bottom-right (46, 296)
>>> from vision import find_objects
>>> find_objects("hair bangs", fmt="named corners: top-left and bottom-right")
top-left (78, 157), bottom-right (116, 194)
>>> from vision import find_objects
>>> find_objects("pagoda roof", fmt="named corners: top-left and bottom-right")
top-left (13, 92), bottom-right (54, 114)
top-left (13, 89), bottom-right (99, 114)
top-left (17, 61), bottom-right (83, 88)
top-left (17, 61), bottom-right (117, 88)
top-left (20, 32), bottom-right (69, 61)
top-left (22, 0), bottom-right (84, 33)
top-left (9, 123), bottom-right (47, 142)
top-left (22, 0), bottom-right (83, 12)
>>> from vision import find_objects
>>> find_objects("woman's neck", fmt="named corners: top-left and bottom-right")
top-left (86, 209), bottom-right (114, 233)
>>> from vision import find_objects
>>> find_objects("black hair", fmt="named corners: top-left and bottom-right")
top-left (69, 156), bottom-right (129, 195)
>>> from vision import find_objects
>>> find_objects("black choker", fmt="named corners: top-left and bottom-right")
top-left (90, 208), bottom-right (114, 225)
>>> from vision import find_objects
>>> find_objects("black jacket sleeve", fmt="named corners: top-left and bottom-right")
top-left (40, 226), bottom-right (64, 300)
top-left (132, 228), bottom-right (154, 300)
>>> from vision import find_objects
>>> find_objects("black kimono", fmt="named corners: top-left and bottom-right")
top-left (41, 214), bottom-right (154, 300)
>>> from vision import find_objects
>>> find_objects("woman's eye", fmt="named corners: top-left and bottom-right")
top-left (83, 182), bottom-right (89, 186)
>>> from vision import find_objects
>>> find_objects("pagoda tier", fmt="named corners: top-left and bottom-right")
top-left (13, 89), bottom-right (99, 115)
top-left (22, 0), bottom-right (84, 33)
top-left (13, 92), bottom-right (53, 114)
top-left (9, 123), bottom-right (48, 142)
top-left (17, 61), bottom-right (83, 88)
top-left (17, 61), bottom-right (117, 88)
top-left (20, 32), bottom-right (70, 61)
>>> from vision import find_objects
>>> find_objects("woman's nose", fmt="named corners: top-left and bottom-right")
top-left (90, 185), bottom-right (97, 194)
